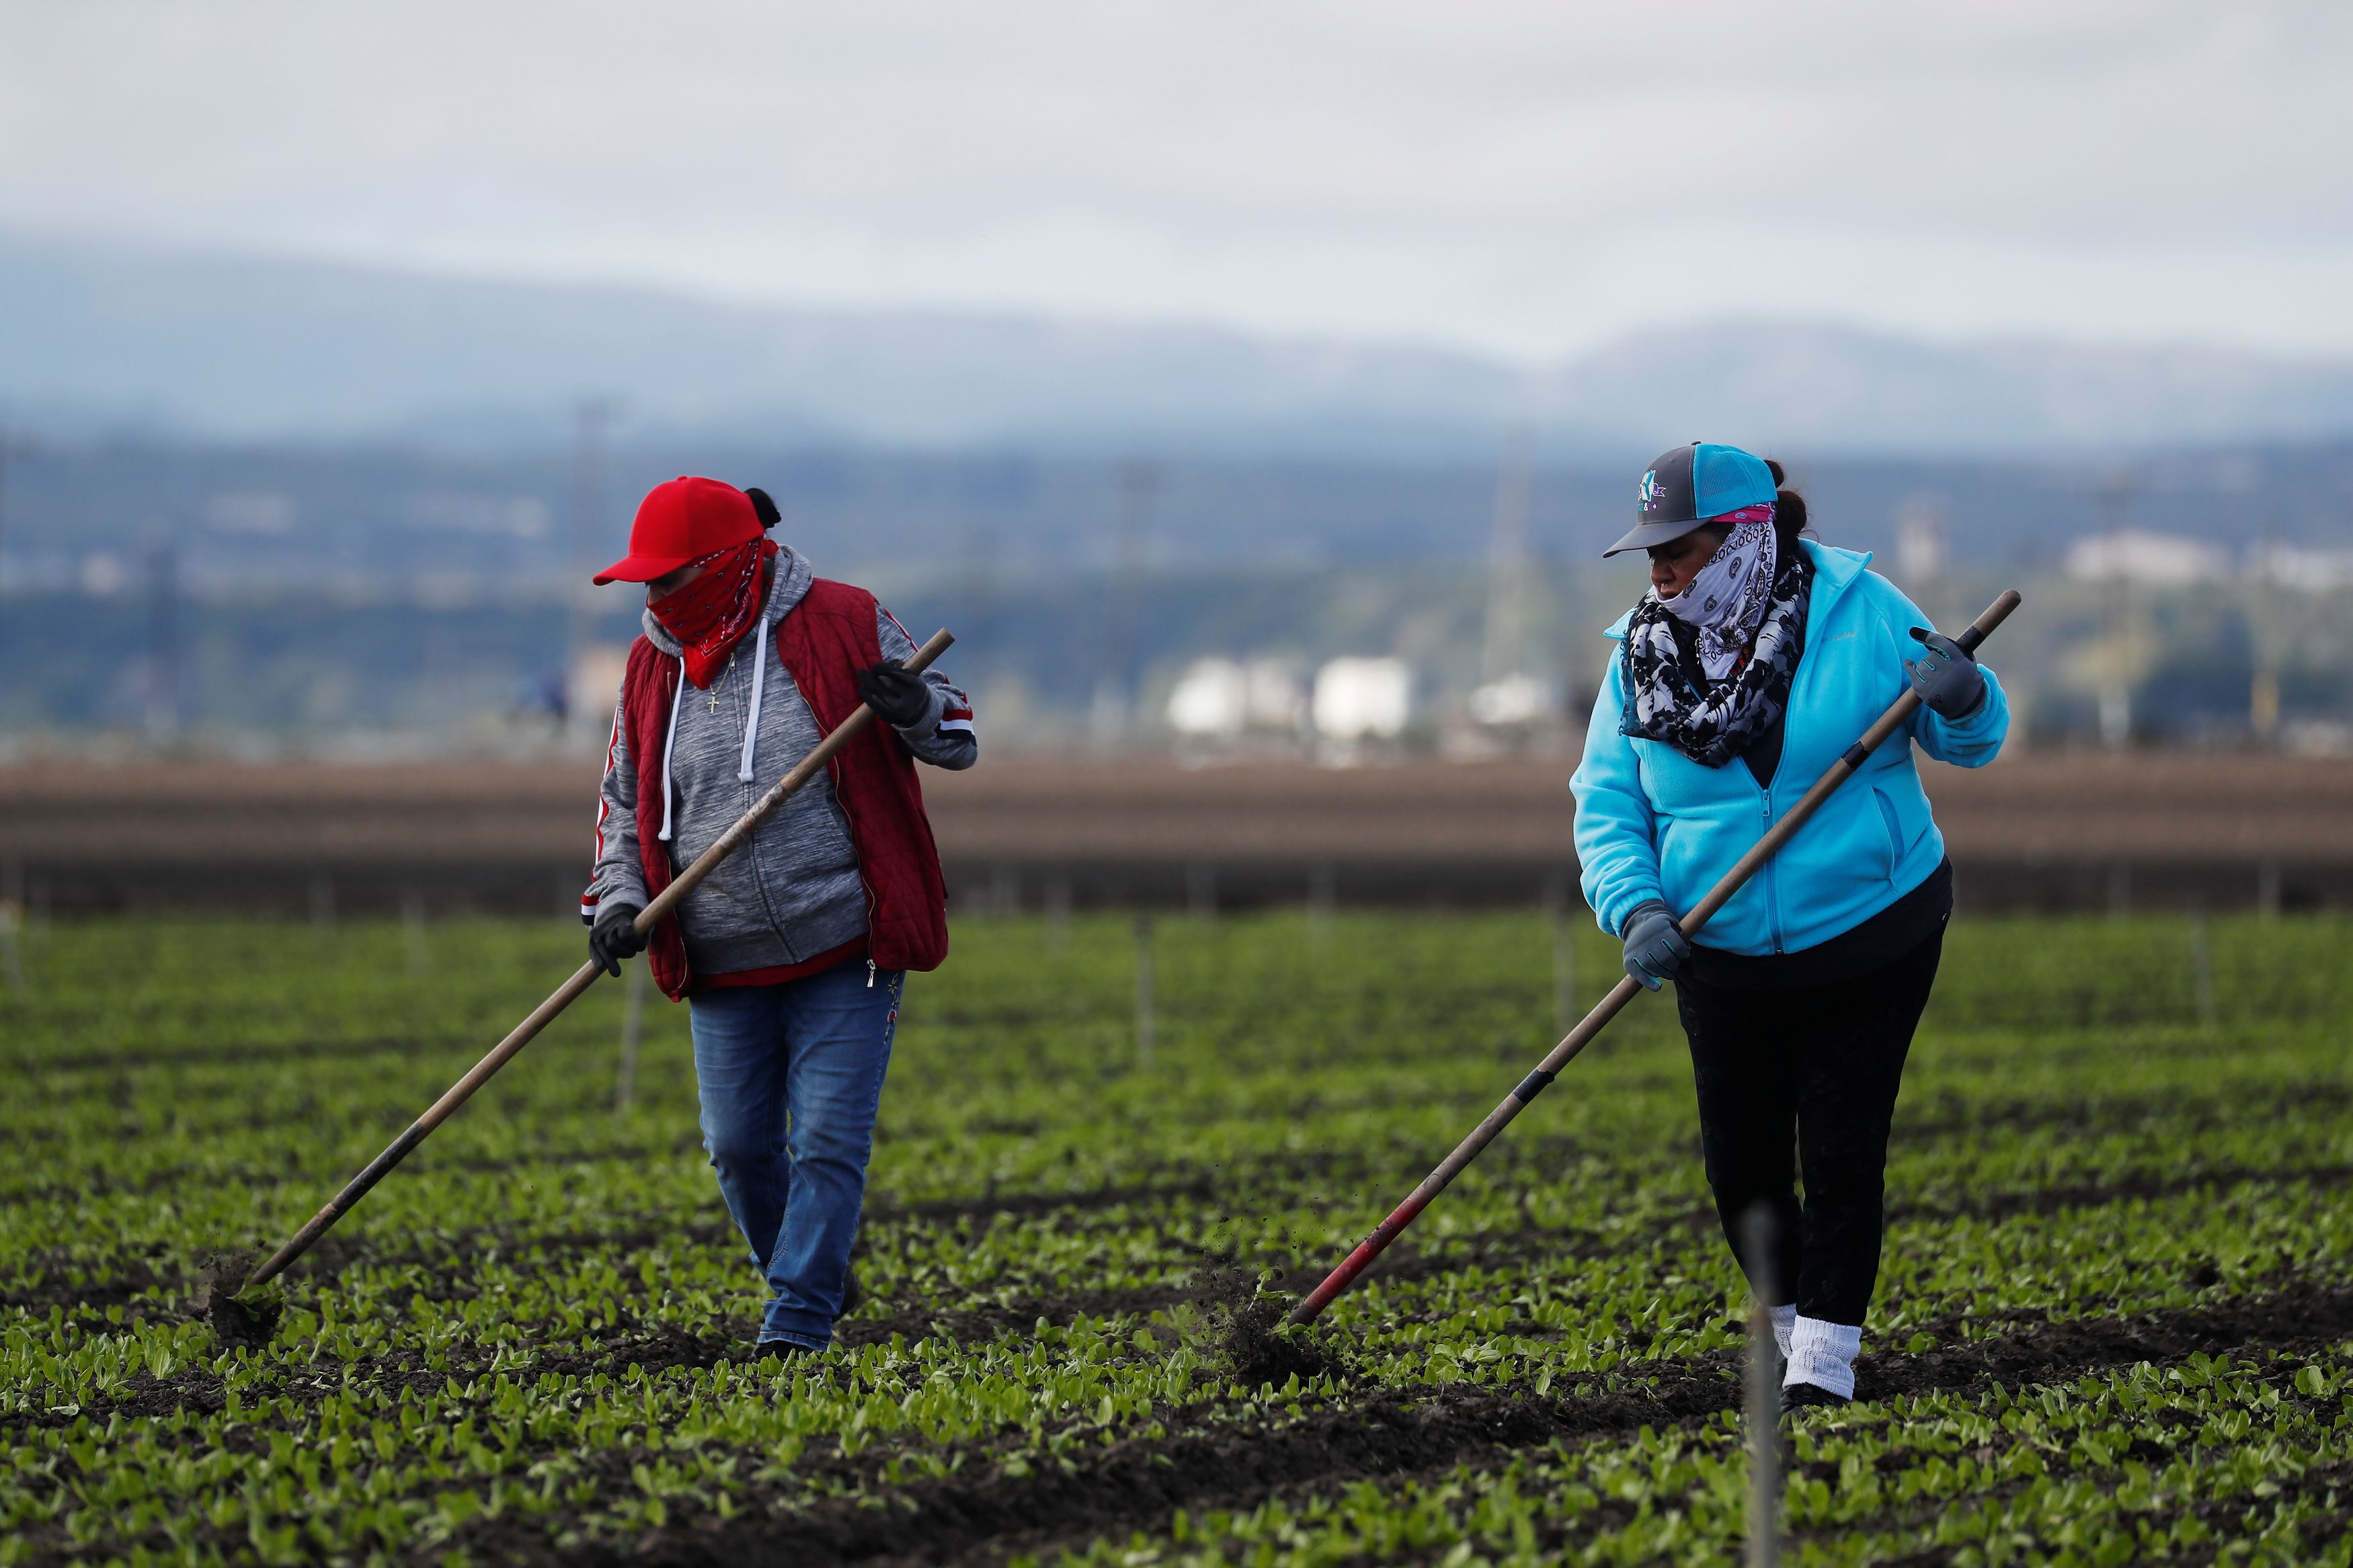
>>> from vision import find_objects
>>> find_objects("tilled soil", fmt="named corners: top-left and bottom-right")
top-left (502, 1280), bottom-right (2353, 1568)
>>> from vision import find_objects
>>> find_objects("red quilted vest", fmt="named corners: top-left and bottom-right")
top-left (615, 578), bottom-right (950, 999)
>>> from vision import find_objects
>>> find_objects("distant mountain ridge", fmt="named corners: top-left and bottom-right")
top-left (7, 229), bottom-right (2353, 456)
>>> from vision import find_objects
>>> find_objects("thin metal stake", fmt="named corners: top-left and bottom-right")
top-left (2188, 899), bottom-right (2217, 1031)
top-left (1308, 863), bottom-right (1336, 952)
top-left (1743, 1205), bottom-right (1782, 1568)
top-left (1133, 914), bottom-right (1156, 1070)
top-left (0, 901), bottom-right (24, 997)
top-left (1544, 872), bottom-right (1576, 1037)
top-left (1045, 876), bottom-right (1072, 956)
top-left (1187, 862), bottom-right (1216, 923)
top-left (401, 888), bottom-right (430, 977)
top-left (615, 958), bottom-right (647, 1114)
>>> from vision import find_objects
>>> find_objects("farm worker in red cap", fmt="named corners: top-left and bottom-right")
top-left (1572, 444), bottom-right (2007, 1410)
top-left (582, 476), bottom-right (975, 1355)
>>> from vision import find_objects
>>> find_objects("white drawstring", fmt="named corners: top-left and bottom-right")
top-left (657, 658), bottom-right (684, 842)
top-left (737, 627), bottom-right (766, 782)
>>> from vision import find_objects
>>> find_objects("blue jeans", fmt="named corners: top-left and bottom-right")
top-left (688, 962), bottom-right (902, 1350)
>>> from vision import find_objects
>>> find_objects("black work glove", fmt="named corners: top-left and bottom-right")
top-left (854, 662), bottom-right (932, 729)
top-left (1905, 627), bottom-right (1987, 720)
top-left (588, 903), bottom-right (648, 977)
top-left (1621, 899), bottom-right (1691, 991)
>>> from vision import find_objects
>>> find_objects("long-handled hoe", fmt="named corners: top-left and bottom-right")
top-left (208, 630), bottom-right (956, 1346)
top-left (1285, 592), bottom-right (2022, 1327)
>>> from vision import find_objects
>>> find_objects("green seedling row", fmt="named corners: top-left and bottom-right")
top-left (3, 909), bottom-right (2350, 1564)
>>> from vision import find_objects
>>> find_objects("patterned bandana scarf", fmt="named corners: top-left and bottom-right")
top-left (1620, 511), bottom-right (1812, 768)
top-left (647, 538), bottom-right (778, 689)
top-left (1657, 505), bottom-right (1778, 679)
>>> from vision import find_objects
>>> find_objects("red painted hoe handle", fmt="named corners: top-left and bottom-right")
top-left (1287, 591), bottom-right (2022, 1325)
top-left (242, 629), bottom-right (957, 1295)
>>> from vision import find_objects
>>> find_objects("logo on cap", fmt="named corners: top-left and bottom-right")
top-left (1639, 470), bottom-right (1663, 511)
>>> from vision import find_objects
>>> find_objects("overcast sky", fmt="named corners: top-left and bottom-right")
top-left (4, 0), bottom-right (2349, 363)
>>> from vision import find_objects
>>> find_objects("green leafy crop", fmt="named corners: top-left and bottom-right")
top-left (2, 909), bottom-right (2349, 1564)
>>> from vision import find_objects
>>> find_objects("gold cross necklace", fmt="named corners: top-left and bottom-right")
top-left (709, 649), bottom-right (733, 713)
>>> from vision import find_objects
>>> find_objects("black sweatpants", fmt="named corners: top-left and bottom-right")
top-left (1673, 927), bottom-right (1942, 1326)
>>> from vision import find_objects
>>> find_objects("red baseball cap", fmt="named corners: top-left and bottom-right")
top-left (593, 477), bottom-right (762, 584)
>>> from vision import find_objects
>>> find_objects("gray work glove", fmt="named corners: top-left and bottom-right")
top-left (1620, 899), bottom-right (1691, 991)
top-left (1905, 627), bottom-right (1987, 720)
top-left (588, 902), bottom-right (648, 977)
top-left (854, 663), bottom-right (932, 729)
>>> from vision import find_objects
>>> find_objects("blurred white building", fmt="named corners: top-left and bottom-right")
top-left (1242, 660), bottom-right (1307, 732)
top-left (1467, 671), bottom-right (1556, 727)
top-left (2247, 543), bottom-right (2353, 592)
top-left (2064, 531), bottom-right (2229, 586)
top-left (1166, 657), bottom-right (1306, 739)
top-left (1166, 657), bottom-right (1248, 738)
top-left (1312, 657), bottom-right (1411, 741)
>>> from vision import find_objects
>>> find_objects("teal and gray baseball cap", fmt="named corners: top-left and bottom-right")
top-left (1603, 442), bottom-right (1779, 556)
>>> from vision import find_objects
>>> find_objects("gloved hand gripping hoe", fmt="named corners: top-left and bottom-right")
top-left (212, 630), bottom-right (955, 1344)
top-left (1285, 592), bottom-right (2020, 1326)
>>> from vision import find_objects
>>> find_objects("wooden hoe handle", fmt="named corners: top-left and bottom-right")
top-left (243, 629), bottom-right (957, 1294)
top-left (1286, 591), bottom-right (2022, 1325)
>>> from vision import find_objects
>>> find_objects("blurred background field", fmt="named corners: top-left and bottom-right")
top-left (12, 8), bottom-right (2353, 918)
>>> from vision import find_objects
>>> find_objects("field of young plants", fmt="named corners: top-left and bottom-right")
top-left (5, 902), bottom-right (2352, 1565)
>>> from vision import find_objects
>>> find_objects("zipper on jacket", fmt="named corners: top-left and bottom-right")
top-left (831, 748), bottom-right (885, 975)
top-left (1761, 784), bottom-right (1785, 954)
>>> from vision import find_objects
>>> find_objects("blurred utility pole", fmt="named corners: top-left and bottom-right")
top-left (961, 525), bottom-right (998, 725)
top-left (1092, 462), bottom-right (1159, 747)
top-left (569, 399), bottom-right (611, 668)
top-left (144, 540), bottom-right (180, 741)
top-left (2097, 472), bottom-right (2133, 749)
top-left (1481, 427), bottom-right (1532, 685)
top-left (1895, 497), bottom-right (1949, 630)
top-left (0, 415), bottom-right (11, 708)
top-left (0, 414), bottom-right (11, 587)
top-left (2249, 520), bottom-right (2282, 747)
top-left (1132, 914), bottom-right (1156, 1069)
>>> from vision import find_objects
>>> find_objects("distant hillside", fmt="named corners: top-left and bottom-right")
top-left (9, 231), bottom-right (2353, 456)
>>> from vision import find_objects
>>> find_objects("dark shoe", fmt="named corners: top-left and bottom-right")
top-left (754, 1339), bottom-right (811, 1362)
top-left (1781, 1381), bottom-right (1851, 1413)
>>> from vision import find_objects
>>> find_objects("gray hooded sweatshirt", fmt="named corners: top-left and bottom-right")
top-left (586, 544), bottom-right (975, 979)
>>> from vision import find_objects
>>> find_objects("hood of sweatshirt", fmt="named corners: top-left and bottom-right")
top-left (639, 543), bottom-right (815, 659)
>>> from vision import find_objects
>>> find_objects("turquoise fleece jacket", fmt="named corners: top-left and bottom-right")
top-left (1571, 542), bottom-right (2008, 956)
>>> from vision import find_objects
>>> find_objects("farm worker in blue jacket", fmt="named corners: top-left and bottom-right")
top-left (1571, 442), bottom-right (2007, 1409)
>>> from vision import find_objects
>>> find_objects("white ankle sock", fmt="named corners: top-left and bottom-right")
top-left (1784, 1315), bottom-right (1861, 1399)
top-left (1769, 1304), bottom-right (1796, 1358)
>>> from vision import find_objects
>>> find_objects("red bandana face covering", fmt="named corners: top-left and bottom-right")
top-left (647, 539), bottom-right (777, 688)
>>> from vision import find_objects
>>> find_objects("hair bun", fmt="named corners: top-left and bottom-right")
top-left (745, 487), bottom-right (781, 530)
top-left (1776, 487), bottom-right (1808, 535)
top-left (1764, 458), bottom-right (1786, 485)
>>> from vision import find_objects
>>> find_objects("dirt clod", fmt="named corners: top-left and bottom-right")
top-left (194, 1252), bottom-right (282, 1351)
top-left (1200, 1268), bottom-right (1346, 1388)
